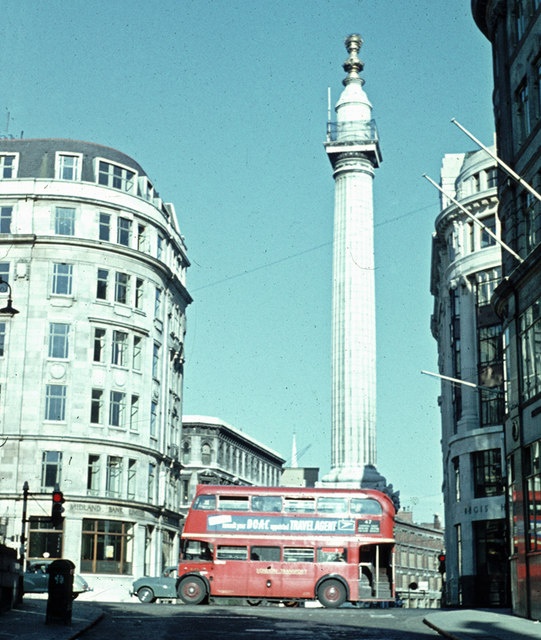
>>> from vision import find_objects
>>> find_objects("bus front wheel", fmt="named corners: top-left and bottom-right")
top-left (177, 576), bottom-right (208, 605)
top-left (317, 579), bottom-right (347, 608)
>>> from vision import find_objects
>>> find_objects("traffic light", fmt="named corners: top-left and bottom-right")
top-left (51, 487), bottom-right (65, 527)
top-left (437, 553), bottom-right (446, 574)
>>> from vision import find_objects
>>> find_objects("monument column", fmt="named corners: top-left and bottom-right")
top-left (323, 34), bottom-right (382, 485)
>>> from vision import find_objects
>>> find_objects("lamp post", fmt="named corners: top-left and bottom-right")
top-left (0, 279), bottom-right (19, 315)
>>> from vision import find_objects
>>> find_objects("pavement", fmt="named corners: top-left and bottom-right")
top-left (1, 599), bottom-right (541, 639)
top-left (423, 608), bottom-right (541, 639)
top-left (0, 597), bottom-right (104, 640)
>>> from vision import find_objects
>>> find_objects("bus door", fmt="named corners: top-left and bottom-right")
top-left (247, 545), bottom-right (283, 599)
top-left (359, 544), bottom-right (393, 600)
top-left (212, 545), bottom-right (249, 597)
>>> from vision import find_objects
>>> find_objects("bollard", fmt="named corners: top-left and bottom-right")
top-left (45, 559), bottom-right (74, 625)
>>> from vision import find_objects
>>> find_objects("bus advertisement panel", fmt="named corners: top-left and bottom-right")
top-left (177, 485), bottom-right (396, 608)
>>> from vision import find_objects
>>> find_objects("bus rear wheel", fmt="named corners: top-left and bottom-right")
top-left (177, 576), bottom-right (207, 605)
top-left (317, 579), bottom-right (346, 608)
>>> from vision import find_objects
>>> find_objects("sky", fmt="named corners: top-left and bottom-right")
top-left (1, 1), bottom-right (495, 523)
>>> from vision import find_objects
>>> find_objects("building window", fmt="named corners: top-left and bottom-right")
top-left (99, 212), bottom-right (111, 241)
top-left (514, 0), bottom-right (526, 41)
top-left (522, 191), bottom-right (541, 253)
top-left (150, 401), bottom-right (158, 437)
top-left (52, 263), bottom-right (73, 296)
top-left (41, 451), bottom-right (62, 489)
top-left (201, 443), bottom-right (212, 466)
top-left (0, 154), bottom-right (17, 178)
top-left (486, 168), bottom-right (497, 189)
top-left (517, 79), bottom-right (531, 141)
top-left (152, 342), bottom-right (160, 378)
top-left (93, 328), bottom-right (106, 362)
top-left (480, 215), bottom-right (497, 248)
top-left (132, 336), bottom-right (142, 371)
top-left (525, 440), bottom-right (541, 552)
top-left (90, 389), bottom-right (104, 424)
top-left (154, 287), bottom-right (162, 317)
top-left (109, 390), bottom-right (126, 428)
top-left (0, 321), bottom-right (6, 357)
top-left (97, 160), bottom-right (135, 194)
top-left (182, 441), bottom-right (190, 464)
top-left (28, 517), bottom-right (63, 558)
top-left (134, 278), bottom-right (143, 309)
top-left (148, 463), bottom-right (156, 503)
top-left (55, 153), bottom-right (81, 181)
top-left (96, 268), bottom-right (108, 300)
top-left (106, 456), bottom-right (123, 497)
top-left (157, 234), bottom-right (164, 260)
top-left (48, 323), bottom-right (70, 359)
top-left (87, 455), bottom-right (100, 495)
top-left (114, 272), bottom-right (129, 304)
top-left (45, 385), bottom-right (66, 421)
top-left (130, 395), bottom-right (139, 431)
top-left (137, 224), bottom-right (146, 251)
top-left (127, 460), bottom-right (136, 499)
top-left (0, 206), bottom-right (12, 233)
top-left (111, 330), bottom-right (128, 367)
top-left (519, 298), bottom-right (541, 401)
top-left (54, 207), bottom-right (75, 236)
top-left (472, 449), bottom-right (503, 498)
top-left (476, 269), bottom-right (501, 307)
top-left (117, 217), bottom-right (132, 247)
top-left (0, 262), bottom-right (8, 284)
top-left (450, 289), bottom-right (462, 425)
top-left (478, 325), bottom-right (504, 426)
top-left (80, 519), bottom-right (133, 574)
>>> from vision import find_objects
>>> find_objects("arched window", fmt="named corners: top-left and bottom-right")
top-left (182, 441), bottom-right (190, 465)
top-left (201, 442), bottom-right (212, 466)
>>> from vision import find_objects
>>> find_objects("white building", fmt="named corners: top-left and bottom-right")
top-left (0, 138), bottom-right (191, 595)
top-left (430, 146), bottom-right (508, 607)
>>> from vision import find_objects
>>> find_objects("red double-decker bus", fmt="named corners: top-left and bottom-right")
top-left (177, 485), bottom-right (396, 608)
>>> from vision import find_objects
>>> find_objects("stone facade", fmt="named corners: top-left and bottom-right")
top-left (180, 416), bottom-right (285, 512)
top-left (472, 0), bottom-right (541, 619)
top-left (0, 139), bottom-right (191, 596)
top-left (430, 146), bottom-right (509, 607)
top-left (394, 511), bottom-right (444, 609)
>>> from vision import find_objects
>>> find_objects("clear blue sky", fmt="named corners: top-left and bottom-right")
top-left (1, 1), bottom-right (494, 523)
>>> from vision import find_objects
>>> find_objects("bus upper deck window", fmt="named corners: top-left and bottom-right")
top-left (317, 497), bottom-right (348, 514)
top-left (193, 495), bottom-right (216, 510)
top-left (350, 498), bottom-right (382, 515)
top-left (252, 496), bottom-right (282, 512)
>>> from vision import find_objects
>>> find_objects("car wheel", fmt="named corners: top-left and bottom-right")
top-left (317, 579), bottom-right (347, 608)
top-left (177, 576), bottom-right (207, 605)
top-left (137, 587), bottom-right (156, 603)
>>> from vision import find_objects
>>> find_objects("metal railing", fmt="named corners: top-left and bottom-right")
top-left (326, 119), bottom-right (379, 144)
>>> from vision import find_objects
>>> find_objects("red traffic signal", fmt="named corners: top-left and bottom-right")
top-left (51, 488), bottom-right (65, 527)
top-left (437, 553), bottom-right (446, 574)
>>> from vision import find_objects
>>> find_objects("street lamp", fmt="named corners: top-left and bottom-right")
top-left (0, 278), bottom-right (19, 315)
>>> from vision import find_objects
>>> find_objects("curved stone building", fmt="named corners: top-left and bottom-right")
top-left (0, 139), bottom-right (191, 595)
top-left (430, 146), bottom-right (508, 607)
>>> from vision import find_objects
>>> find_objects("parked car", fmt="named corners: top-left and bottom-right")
top-left (23, 560), bottom-right (91, 599)
top-left (131, 566), bottom-right (178, 603)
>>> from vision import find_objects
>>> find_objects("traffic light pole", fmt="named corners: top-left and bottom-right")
top-left (18, 481), bottom-right (29, 603)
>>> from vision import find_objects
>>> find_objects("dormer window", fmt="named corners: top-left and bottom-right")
top-left (55, 153), bottom-right (82, 181)
top-left (97, 160), bottom-right (135, 194)
top-left (0, 154), bottom-right (17, 178)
